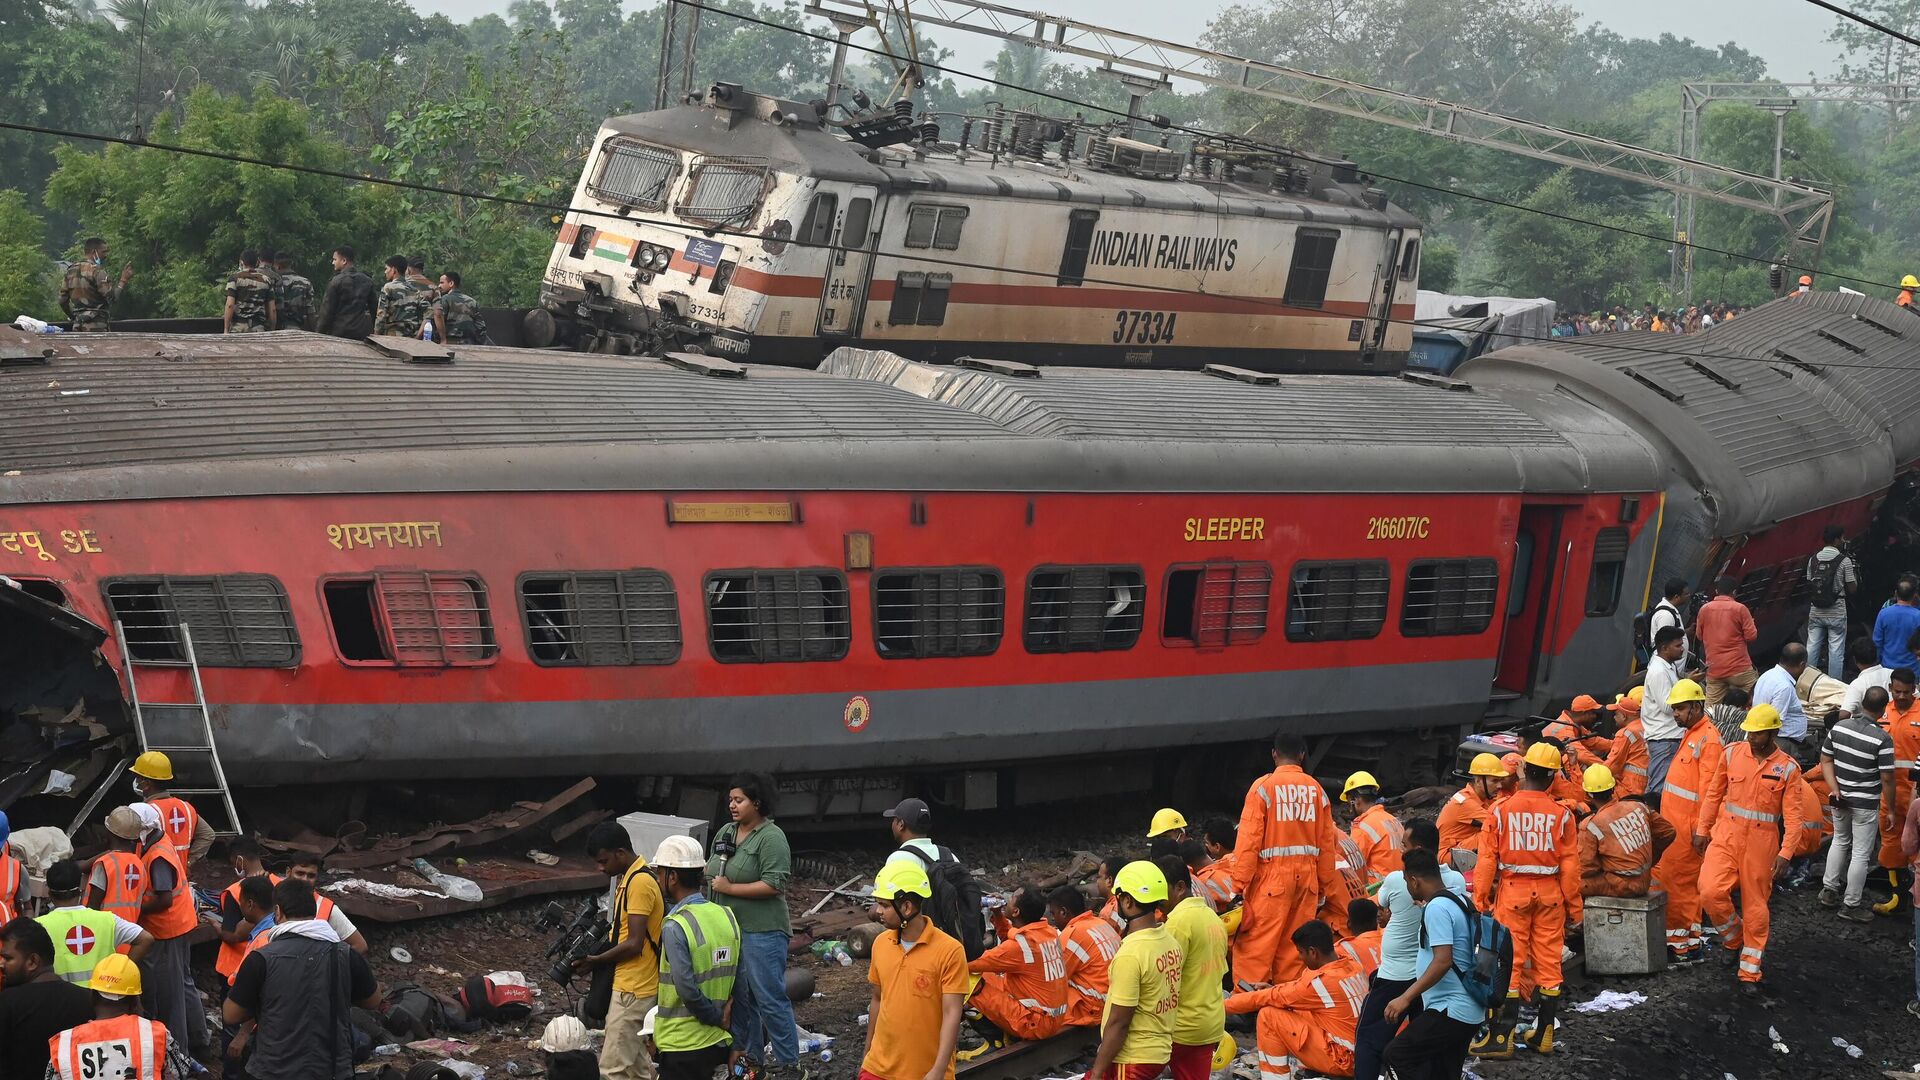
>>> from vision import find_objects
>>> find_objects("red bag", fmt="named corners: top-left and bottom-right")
top-left (459, 974), bottom-right (534, 1022)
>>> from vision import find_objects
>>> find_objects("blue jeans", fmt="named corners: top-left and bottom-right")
top-left (1646, 738), bottom-right (1681, 800)
top-left (1807, 614), bottom-right (1847, 678)
top-left (732, 930), bottom-right (799, 1065)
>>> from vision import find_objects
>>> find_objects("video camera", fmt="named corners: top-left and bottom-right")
top-left (537, 897), bottom-right (610, 987)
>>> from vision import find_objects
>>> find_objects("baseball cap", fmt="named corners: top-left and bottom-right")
top-left (883, 798), bottom-right (931, 831)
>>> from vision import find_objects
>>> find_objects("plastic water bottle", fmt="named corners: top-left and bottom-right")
top-left (830, 945), bottom-right (852, 967)
top-left (420, 318), bottom-right (436, 342)
top-left (411, 858), bottom-right (483, 902)
top-left (818, 1051), bottom-right (833, 1064)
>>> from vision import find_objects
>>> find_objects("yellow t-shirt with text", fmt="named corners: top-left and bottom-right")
top-left (1102, 922), bottom-right (1183, 1065)
top-left (1162, 895), bottom-right (1227, 1046)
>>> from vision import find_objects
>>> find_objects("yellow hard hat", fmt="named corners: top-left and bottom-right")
top-left (1113, 860), bottom-right (1169, 904)
top-left (1626, 685), bottom-right (1645, 703)
top-left (872, 861), bottom-right (932, 901)
top-left (130, 751), bottom-right (173, 781)
top-left (1340, 771), bottom-right (1381, 802)
top-left (1219, 904), bottom-right (1243, 935)
top-left (1468, 753), bottom-right (1507, 778)
top-left (1903, 275), bottom-right (1919, 288)
top-left (1523, 742), bottom-right (1563, 770)
top-left (1213, 1033), bottom-right (1238, 1071)
top-left (1667, 679), bottom-right (1706, 706)
top-left (1582, 764), bottom-right (1617, 794)
top-left (1147, 808), bottom-right (1188, 838)
top-left (87, 954), bottom-right (142, 999)
top-left (1741, 703), bottom-right (1783, 732)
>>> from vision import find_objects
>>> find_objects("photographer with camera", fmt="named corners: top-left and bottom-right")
top-left (577, 822), bottom-right (666, 1080)
top-left (706, 772), bottom-right (801, 1080)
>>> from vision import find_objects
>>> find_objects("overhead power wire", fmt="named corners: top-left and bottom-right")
top-left (7, 115), bottom-right (1920, 373)
top-left (1802, 0), bottom-right (1920, 48)
top-left (672, 0), bottom-right (1890, 293)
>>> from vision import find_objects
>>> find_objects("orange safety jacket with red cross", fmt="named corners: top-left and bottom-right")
top-left (88, 851), bottom-right (146, 924)
top-left (148, 796), bottom-right (200, 858)
top-left (138, 839), bottom-right (197, 940)
top-left (1697, 742), bottom-right (1806, 856)
top-left (214, 873), bottom-right (284, 980)
top-left (1471, 788), bottom-right (1583, 921)
top-left (48, 1014), bottom-right (169, 1080)
top-left (1059, 911), bottom-right (1120, 1027)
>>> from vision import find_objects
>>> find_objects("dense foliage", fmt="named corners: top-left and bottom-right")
top-left (2, 0), bottom-right (1918, 316)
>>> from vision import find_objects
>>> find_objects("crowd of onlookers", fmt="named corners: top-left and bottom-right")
top-left (1551, 301), bottom-right (1751, 338)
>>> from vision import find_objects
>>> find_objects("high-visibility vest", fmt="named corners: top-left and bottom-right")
top-left (90, 851), bottom-right (146, 923)
top-left (229, 917), bottom-right (277, 986)
top-left (215, 873), bottom-right (283, 980)
top-left (37, 907), bottom-right (120, 984)
top-left (148, 796), bottom-right (199, 857)
top-left (0, 851), bottom-right (20, 923)
top-left (1350, 805), bottom-right (1405, 885)
top-left (48, 1014), bottom-right (169, 1080)
top-left (654, 899), bottom-right (741, 1053)
top-left (138, 840), bottom-right (197, 940)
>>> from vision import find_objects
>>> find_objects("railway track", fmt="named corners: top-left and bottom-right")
top-left (956, 1029), bottom-right (1100, 1080)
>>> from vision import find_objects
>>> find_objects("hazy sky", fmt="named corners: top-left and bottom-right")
top-left (412, 0), bottom-right (1854, 84)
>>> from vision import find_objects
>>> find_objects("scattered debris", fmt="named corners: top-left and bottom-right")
top-left (1572, 990), bottom-right (1647, 1014)
top-left (1769, 1025), bottom-right (1789, 1054)
top-left (1831, 1036), bottom-right (1863, 1058)
top-left (406, 1038), bottom-right (475, 1055)
top-left (526, 850), bottom-right (559, 866)
top-left (391, 946), bottom-right (414, 964)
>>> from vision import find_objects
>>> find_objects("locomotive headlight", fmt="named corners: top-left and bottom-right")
top-left (652, 247), bottom-right (671, 271)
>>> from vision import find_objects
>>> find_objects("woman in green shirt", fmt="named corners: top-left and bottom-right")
top-left (707, 771), bottom-right (800, 1075)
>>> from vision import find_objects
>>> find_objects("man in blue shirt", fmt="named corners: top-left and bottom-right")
top-left (1875, 580), bottom-right (1920, 670)
top-left (1752, 643), bottom-right (1814, 765)
top-left (1381, 850), bottom-right (1481, 1080)
top-left (1352, 821), bottom-right (1463, 1080)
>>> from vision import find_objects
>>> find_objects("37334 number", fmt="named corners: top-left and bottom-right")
top-left (1113, 310), bottom-right (1178, 344)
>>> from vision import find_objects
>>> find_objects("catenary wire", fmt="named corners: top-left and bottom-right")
top-left (7, 115), bottom-right (1920, 373)
top-left (1801, 0), bottom-right (1920, 48)
top-left (670, 0), bottom-right (1889, 294)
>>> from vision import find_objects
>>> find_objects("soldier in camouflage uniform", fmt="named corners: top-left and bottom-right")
top-left (275, 252), bottom-right (316, 330)
top-left (374, 254), bottom-right (432, 337)
top-left (430, 271), bottom-right (492, 344)
top-left (255, 246), bottom-right (283, 326)
top-left (224, 250), bottom-right (279, 333)
top-left (59, 237), bottom-right (133, 331)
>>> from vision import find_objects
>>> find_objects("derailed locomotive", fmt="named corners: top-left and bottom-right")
top-left (525, 83), bottom-right (1423, 372)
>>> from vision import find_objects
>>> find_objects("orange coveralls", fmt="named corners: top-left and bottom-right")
top-left (1349, 804), bottom-right (1405, 887)
top-left (969, 916), bottom-right (1068, 1040)
top-left (1878, 699), bottom-right (1920, 869)
top-left (1472, 788), bottom-right (1582, 997)
top-left (1193, 854), bottom-right (1238, 912)
top-left (1544, 715), bottom-right (1611, 769)
top-left (1579, 800), bottom-right (1675, 898)
top-left (1436, 785), bottom-right (1491, 867)
top-left (1698, 741), bottom-right (1806, 984)
top-left (1224, 955), bottom-right (1366, 1080)
top-left (1603, 717), bottom-right (1651, 799)
top-left (1653, 716), bottom-right (1723, 954)
top-left (1232, 764), bottom-right (1350, 985)
top-left (1059, 911), bottom-right (1120, 1028)
top-left (1335, 928), bottom-right (1381, 976)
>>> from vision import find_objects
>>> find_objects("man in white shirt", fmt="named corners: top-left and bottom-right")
top-left (1649, 578), bottom-right (1691, 668)
top-left (1642, 626), bottom-right (1688, 797)
top-left (1842, 638), bottom-right (1890, 719)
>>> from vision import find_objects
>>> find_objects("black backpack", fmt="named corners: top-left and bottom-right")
top-left (1809, 553), bottom-right (1844, 608)
top-left (897, 844), bottom-right (986, 960)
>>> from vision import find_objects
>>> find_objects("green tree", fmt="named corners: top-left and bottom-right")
top-left (45, 88), bottom-right (397, 318)
top-left (1478, 170), bottom-right (1665, 309)
top-left (0, 191), bottom-right (59, 320)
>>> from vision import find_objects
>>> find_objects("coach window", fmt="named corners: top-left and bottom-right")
top-left (840, 197), bottom-right (873, 249)
top-left (799, 193), bottom-right (837, 247)
top-left (1282, 228), bottom-right (1340, 308)
top-left (1733, 567), bottom-right (1773, 608)
top-left (1057, 209), bottom-right (1100, 286)
top-left (1285, 561), bottom-right (1388, 641)
top-left (104, 576), bottom-right (299, 667)
top-left (1585, 527), bottom-right (1630, 617)
top-left (677, 157), bottom-right (768, 229)
top-left (705, 569), bottom-right (850, 663)
top-left (322, 572), bottom-right (497, 668)
top-left (1163, 562), bottom-right (1272, 647)
top-left (12, 578), bottom-right (68, 607)
top-left (1025, 565), bottom-right (1144, 654)
top-left (1401, 558), bottom-right (1499, 637)
top-left (873, 568), bottom-right (1004, 659)
top-left (905, 204), bottom-right (967, 250)
top-left (519, 571), bottom-right (680, 666)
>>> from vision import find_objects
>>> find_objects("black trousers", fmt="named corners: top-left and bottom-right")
top-left (656, 1042), bottom-right (732, 1080)
top-left (1352, 976), bottom-right (1416, 1080)
top-left (1381, 1008), bottom-right (1477, 1080)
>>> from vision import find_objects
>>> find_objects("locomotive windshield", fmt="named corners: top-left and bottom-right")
top-left (677, 156), bottom-right (768, 228)
top-left (589, 137), bottom-right (680, 210)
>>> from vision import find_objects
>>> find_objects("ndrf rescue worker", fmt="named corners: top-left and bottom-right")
top-left (1224, 920), bottom-right (1363, 1080)
top-left (1046, 886), bottom-right (1118, 1029)
top-left (1334, 898), bottom-right (1381, 977)
top-left (1085, 862), bottom-right (1182, 1080)
top-left (38, 860), bottom-right (153, 986)
top-left (1876, 668), bottom-right (1920, 915)
top-left (965, 885), bottom-right (1067, 1051)
top-left (0, 811), bottom-right (23, 922)
top-left (1437, 754), bottom-right (1506, 869)
top-left (1148, 809), bottom-right (1189, 846)
top-left (130, 753), bottom-right (214, 865)
top-left (1156, 854), bottom-right (1227, 1080)
top-left (1578, 765), bottom-right (1676, 898)
top-left (1232, 733), bottom-right (1349, 987)
top-left (649, 835), bottom-right (739, 1080)
top-left (1899, 274), bottom-right (1919, 309)
top-left (1604, 691), bottom-right (1652, 798)
top-left (1543, 695), bottom-right (1612, 768)
top-left (1653, 678), bottom-right (1723, 962)
top-left (1470, 742), bottom-right (1581, 1058)
top-left (1342, 772), bottom-right (1404, 887)
top-left (1193, 818), bottom-right (1239, 912)
top-left (1696, 703), bottom-right (1809, 996)
top-left (46, 955), bottom-right (194, 1080)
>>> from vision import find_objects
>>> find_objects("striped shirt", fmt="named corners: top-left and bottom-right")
top-left (1822, 713), bottom-right (1896, 810)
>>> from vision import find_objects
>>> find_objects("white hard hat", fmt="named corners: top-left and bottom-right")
top-left (651, 834), bottom-right (706, 870)
top-left (539, 1014), bottom-right (590, 1053)
top-left (641, 1006), bottom-right (658, 1039)
top-left (131, 803), bottom-right (162, 837)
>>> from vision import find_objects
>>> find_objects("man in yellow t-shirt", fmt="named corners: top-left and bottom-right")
top-left (1087, 861), bottom-right (1184, 1080)
top-left (864, 861), bottom-right (968, 1080)
top-left (1157, 854), bottom-right (1228, 1080)
top-left (577, 822), bottom-right (666, 1080)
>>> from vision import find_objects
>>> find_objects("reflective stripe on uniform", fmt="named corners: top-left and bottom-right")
top-left (1064, 938), bottom-right (1090, 963)
top-left (1310, 978), bottom-right (1334, 1008)
top-left (1016, 935), bottom-right (1035, 964)
top-left (1260, 845), bottom-right (1320, 858)
top-left (1329, 1035), bottom-right (1356, 1051)
top-left (1665, 784), bottom-right (1698, 801)
top-left (1017, 998), bottom-right (1068, 1017)
top-left (1625, 764), bottom-right (1649, 776)
top-left (1727, 805), bottom-right (1779, 824)
top-left (1499, 863), bottom-right (1559, 875)
top-left (1068, 980), bottom-right (1105, 1002)
top-left (1356, 821), bottom-right (1382, 843)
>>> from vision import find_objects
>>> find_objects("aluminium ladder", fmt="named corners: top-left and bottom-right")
top-left (114, 620), bottom-right (243, 835)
